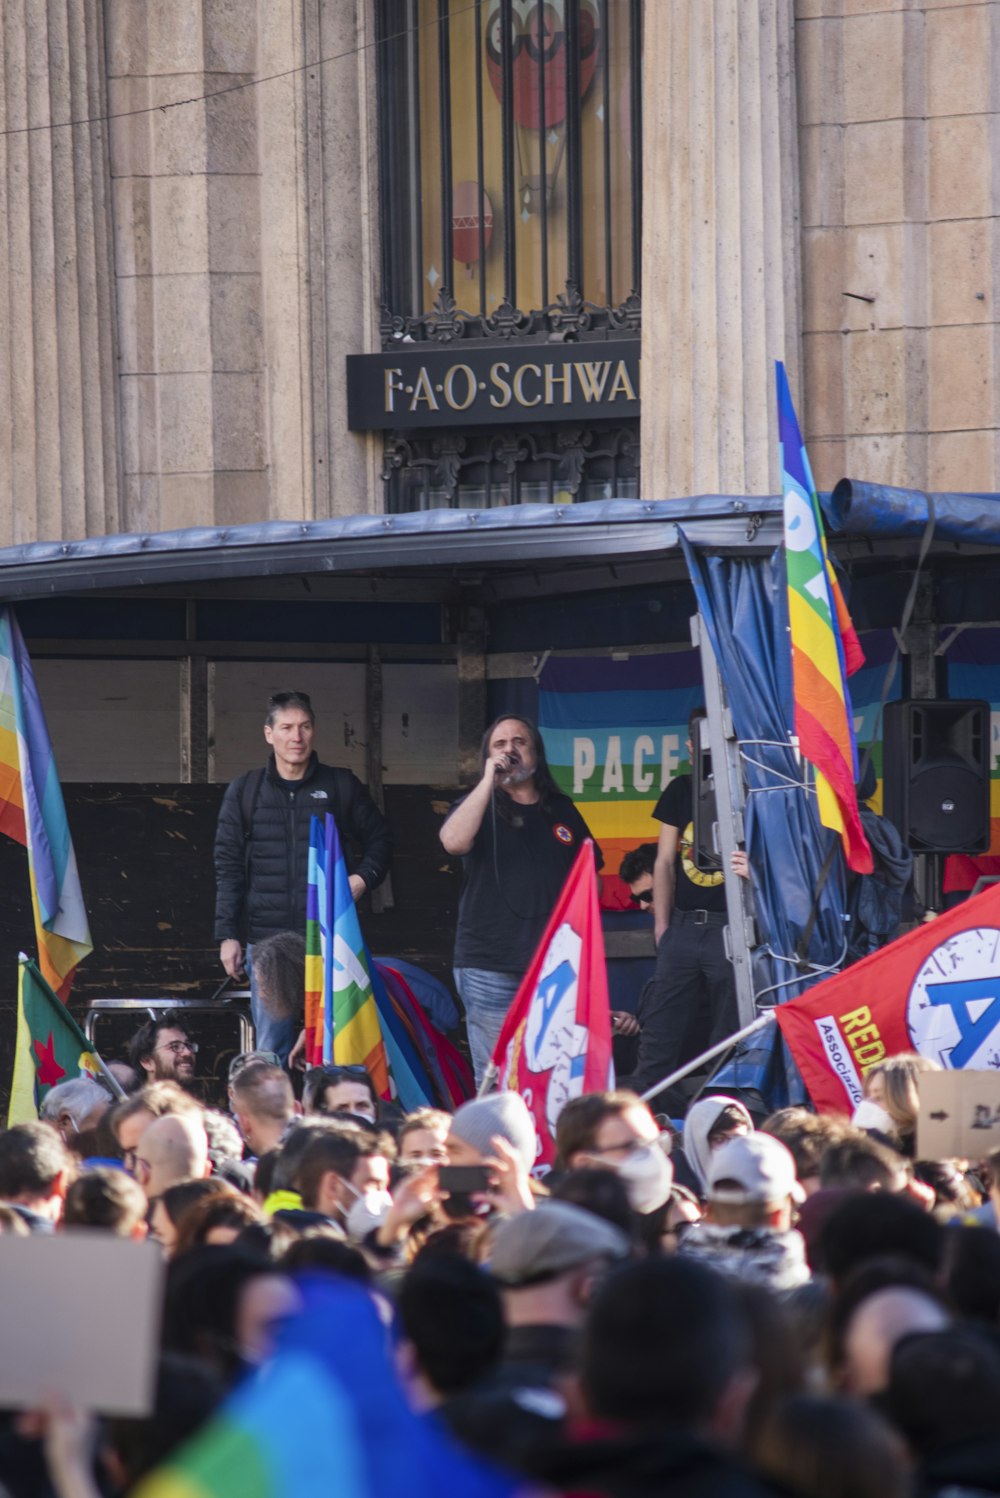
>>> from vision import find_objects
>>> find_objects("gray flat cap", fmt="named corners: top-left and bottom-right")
top-left (489, 1200), bottom-right (630, 1286)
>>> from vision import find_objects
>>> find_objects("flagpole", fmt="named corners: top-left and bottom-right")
top-left (639, 1012), bottom-right (775, 1106)
top-left (477, 1062), bottom-right (499, 1098)
top-left (17, 953), bottom-right (127, 1101)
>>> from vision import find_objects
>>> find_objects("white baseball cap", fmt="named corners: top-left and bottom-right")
top-left (707, 1131), bottom-right (805, 1206)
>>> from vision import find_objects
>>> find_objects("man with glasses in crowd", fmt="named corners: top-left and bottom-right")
top-left (128, 1016), bottom-right (199, 1087)
top-left (214, 690), bottom-right (393, 1064)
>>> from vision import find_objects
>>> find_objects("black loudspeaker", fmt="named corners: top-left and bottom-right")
top-left (691, 716), bottom-right (722, 872)
top-left (882, 699), bottom-right (991, 853)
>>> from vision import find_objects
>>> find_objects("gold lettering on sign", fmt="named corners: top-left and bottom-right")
top-left (575, 361), bottom-right (612, 402)
top-left (513, 363), bottom-right (542, 407)
top-left (384, 368), bottom-right (405, 413)
top-left (544, 363), bottom-right (573, 404)
top-left (444, 364), bottom-right (477, 411)
top-left (608, 360), bottom-right (637, 401)
top-left (410, 367), bottom-right (439, 412)
top-left (490, 362), bottom-right (513, 408)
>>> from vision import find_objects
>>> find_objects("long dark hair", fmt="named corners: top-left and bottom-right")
top-left (479, 714), bottom-right (561, 818)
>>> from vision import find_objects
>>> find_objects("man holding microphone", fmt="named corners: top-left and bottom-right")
top-left (440, 716), bottom-right (600, 1086)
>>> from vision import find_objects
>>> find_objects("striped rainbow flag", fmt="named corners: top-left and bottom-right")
top-left (539, 651), bottom-right (705, 876)
top-left (134, 1278), bottom-right (520, 1498)
top-left (0, 609), bottom-right (91, 998)
top-left (304, 813), bottom-right (388, 1093)
top-left (778, 362), bottom-right (873, 874)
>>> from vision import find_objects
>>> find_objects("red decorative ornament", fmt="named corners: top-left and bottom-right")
top-left (452, 181), bottom-right (495, 266)
top-left (485, 1), bottom-right (602, 131)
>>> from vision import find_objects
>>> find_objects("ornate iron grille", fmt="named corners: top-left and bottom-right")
top-left (375, 0), bottom-right (643, 347)
top-left (384, 420), bottom-right (638, 510)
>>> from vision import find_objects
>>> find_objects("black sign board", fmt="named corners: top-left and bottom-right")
top-left (346, 339), bottom-right (640, 431)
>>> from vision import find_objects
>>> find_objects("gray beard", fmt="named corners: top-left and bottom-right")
top-left (500, 763), bottom-right (534, 787)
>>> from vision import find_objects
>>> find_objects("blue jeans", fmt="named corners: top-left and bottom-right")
top-left (246, 945), bottom-right (301, 1066)
top-left (453, 967), bottom-right (521, 1088)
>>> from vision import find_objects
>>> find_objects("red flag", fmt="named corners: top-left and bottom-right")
top-left (774, 882), bottom-right (1000, 1114)
top-left (491, 840), bottom-right (613, 1172)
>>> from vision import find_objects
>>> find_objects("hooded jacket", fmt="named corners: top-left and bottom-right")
top-left (682, 1096), bottom-right (755, 1196)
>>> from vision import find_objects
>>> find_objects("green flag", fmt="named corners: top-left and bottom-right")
top-left (8, 955), bottom-right (117, 1124)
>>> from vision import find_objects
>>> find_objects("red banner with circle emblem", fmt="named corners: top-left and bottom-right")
top-left (490, 839), bottom-right (613, 1172)
top-left (774, 881), bottom-right (1000, 1114)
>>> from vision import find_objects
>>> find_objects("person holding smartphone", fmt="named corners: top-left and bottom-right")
top-left (440, 716), bottom-right (601, 1086)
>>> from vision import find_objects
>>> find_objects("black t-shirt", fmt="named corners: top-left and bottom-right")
top-left (451, 792), bottom-right (602, 974)
top-left (653, 774), bottom-right (726, 913)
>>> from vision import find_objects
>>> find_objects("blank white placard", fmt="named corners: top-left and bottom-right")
top-left (0, 1233), bottom-right (163, 1414)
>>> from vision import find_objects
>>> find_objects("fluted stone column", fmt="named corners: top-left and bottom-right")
top-left (0, 0), bottom-right (122, 546)
top-left (641, 0), bottom-right (802, 500)
top-left (301, 0), bottom-right (383, 518)
top-left (797, 0), bottom-right (1000, 495)
top-left (107, 0), bottom-right (272, 532)
top-left (107, 0), bottom-right (379, 530)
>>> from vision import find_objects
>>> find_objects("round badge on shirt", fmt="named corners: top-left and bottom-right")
top-left (553, 824), bottom-right (575, 845)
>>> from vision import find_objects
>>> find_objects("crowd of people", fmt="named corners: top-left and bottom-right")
top-left (2, 1031), bottom-right (1000, 1498)
top-left (0, 694), bottom-right (984, 1495)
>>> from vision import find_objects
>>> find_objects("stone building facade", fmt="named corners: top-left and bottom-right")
top-left (1, 0), bottom-right (998, 549)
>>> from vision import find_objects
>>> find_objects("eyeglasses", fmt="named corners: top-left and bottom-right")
top-left (586, 1132), bottom-right (672, 1161)
top-left (632, 889), bottom-right (654, 905)
top-left (156, 1040), bottom-right (198, 1056)
top-left (229, 1050), bottom-right (282, 1080)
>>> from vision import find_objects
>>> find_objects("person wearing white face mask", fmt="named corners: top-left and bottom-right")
top-left (293, 1125), bottom-right (393, 1236)
top-left (554, 1090), bottom-right (675, 1216)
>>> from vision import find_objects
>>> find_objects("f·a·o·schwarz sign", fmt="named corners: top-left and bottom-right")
top-left (346, 340), bottom-right (640, 431)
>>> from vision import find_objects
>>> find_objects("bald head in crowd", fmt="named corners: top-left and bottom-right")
top-left (138, 1113), bottom-right (210, 1201)
top-left (842, 1287), bottom-right (950, 1397)
top-left (229, 1062), bottom-right (296, 1157)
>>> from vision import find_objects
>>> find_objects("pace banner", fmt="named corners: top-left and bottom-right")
top-left (774, 881), bottom-right (1000, 1114)
top-left (539, 651), bottom-right (704, 878)
top-left (491, 840), bottom-right (613, 1172)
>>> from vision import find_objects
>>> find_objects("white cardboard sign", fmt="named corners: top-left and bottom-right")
top-left (0, 1233), bottom-right (163, 1414)
top-left (917, 1069), bottom-right (1000, 1161)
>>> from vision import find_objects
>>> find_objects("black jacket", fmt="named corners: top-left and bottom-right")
top-left (920, 1433), bottom-right (1000, 1497)
top-left (539, 1430), bottom-right (787, 1498)
top-left (213, 753), bottom-right (392, 943)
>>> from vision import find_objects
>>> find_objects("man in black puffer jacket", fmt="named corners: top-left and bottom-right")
top-left (214, 690), bottom-right (392, 1061)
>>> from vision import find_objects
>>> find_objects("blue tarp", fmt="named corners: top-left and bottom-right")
top-left (827, 480), bottom-right (1000, 545)
top-left (680, 539), bottom-right (850, 1108)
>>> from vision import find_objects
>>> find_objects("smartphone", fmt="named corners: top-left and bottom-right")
top-left (438, 1164), bottom-right (493, 1195)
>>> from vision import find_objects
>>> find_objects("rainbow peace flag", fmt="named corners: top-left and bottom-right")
top-left (540, 651), bottom-right (705, 876)
top-left (778, 362), bottom-right (872, 874)
top-left (0, 609), bottom-right (91, 998)
top-left (304, 814), bottom-right (388, 1093)
top-left (134, 1277), bottom-right (520, 1498)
